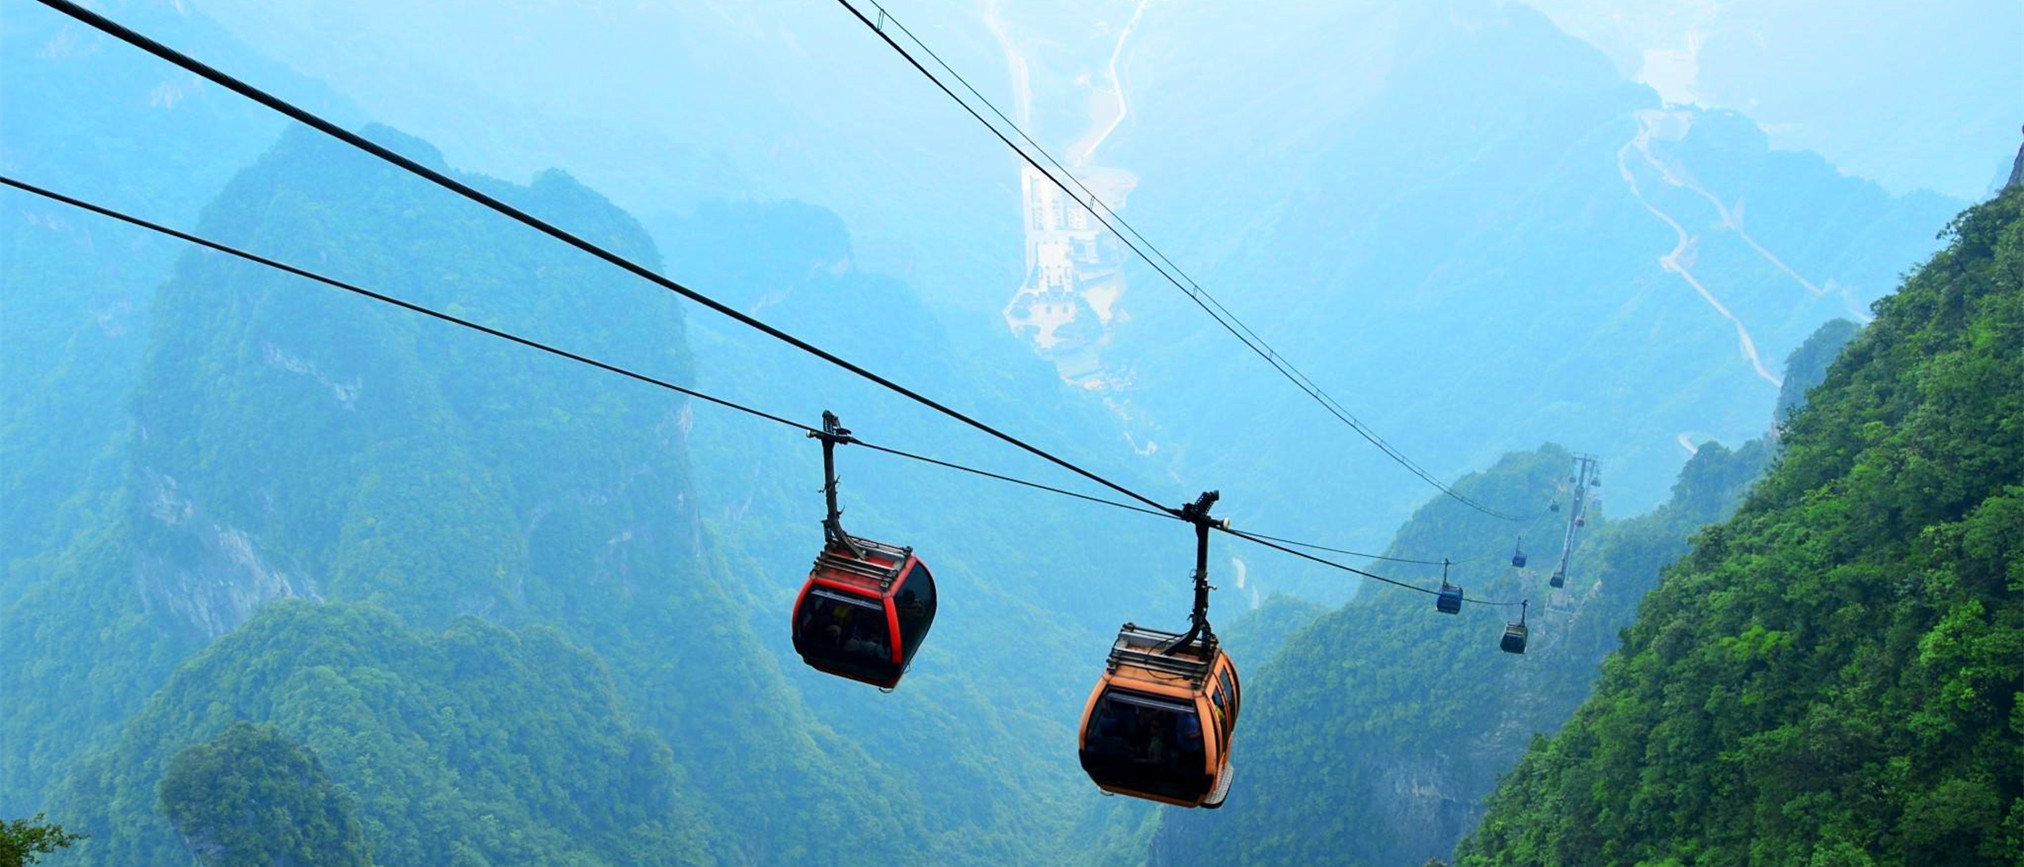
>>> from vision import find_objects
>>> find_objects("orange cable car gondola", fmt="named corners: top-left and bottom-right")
top-left (790, 412), bottom-right (937, 690)
top-left (1077, 492), bottom-right (1241, 809)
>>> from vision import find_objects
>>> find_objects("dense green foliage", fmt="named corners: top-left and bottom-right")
top-left (63, 602), bottom-right (705, 866)
top-left (1148, 313), bottom-right (1866, 865)
top-left (1773, 318), bottom-right (1862, 424)
top-left (158, 722), bottom-right (371, 867)
top-left (1153, 434), bottom-right (1772, 865)
top-left (1460, 189), bottom-right (2024, 865)
top-left (0, 814), bottom-right (83, 867)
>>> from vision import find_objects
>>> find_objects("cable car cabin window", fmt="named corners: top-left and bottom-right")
top-left (795, 587), bottom-right (894, 675)
top-left (1209, 685), bottom-right (1231, 755)
top-left (1080, 689), bottom-right (1212, 803)
top-left (1219, 669), bottom-right (1240, 722)
top-left (892, 562), bottom-right (937, 662)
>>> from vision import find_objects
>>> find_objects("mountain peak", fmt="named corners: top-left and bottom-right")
top-left (357, 122), bottom-right (448, 173)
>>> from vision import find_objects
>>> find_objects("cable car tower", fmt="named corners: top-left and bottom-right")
top-left (1549, 453), bottom-right (1600, 589)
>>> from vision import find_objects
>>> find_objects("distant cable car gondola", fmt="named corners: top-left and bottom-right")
top-left (1435, 559), bottom-right (1463, 614)
top-left (1078, 492), bottom-right (1241, 809)
top-left (1575, 514), bottom-right (1587, 528)
top-left (1549, 499), bottom-right (1561, 513)
top-left (1510, 537), bottom-right (1528, 569)
top-left (1501, 601), bottom-right (1529, 654)
top-left (1549, 568), bottom-right (1565, 589)
top-left (790, 412), bottom-right (937, 690)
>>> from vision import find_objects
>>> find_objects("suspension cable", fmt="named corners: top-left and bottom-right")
top-left (31, 0), bottom-right (1182, 518)
top-left (832, 0), bottom-right (1520, 521)
top-left (1221, 528), bottom-right (1528, 607)
top-left (1227, 531), bottom-right (1451, 567)
top-left (4, 173), bottom-right (1526, 609)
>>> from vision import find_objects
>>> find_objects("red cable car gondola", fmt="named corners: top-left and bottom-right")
top-left (790, 412), bottom-right (937, 690)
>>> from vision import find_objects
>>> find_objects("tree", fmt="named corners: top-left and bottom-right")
top-left (158, 722), bottom-right (371, 867)
top-left (0, 813), bottom-right (83, 866)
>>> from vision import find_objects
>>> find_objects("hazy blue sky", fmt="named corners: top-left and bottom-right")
top-left (182, 0), bottom-right (2022, 202)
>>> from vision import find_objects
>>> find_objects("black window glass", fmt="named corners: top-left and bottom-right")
top-left (1080, 689), bottom-right (1210, 801)
top-left (1219, 669), bottom-right (1240, 722)
top-left (796, 588), bottom-right (891, 667)
top-left (892, 563), bottom-right (937, 663)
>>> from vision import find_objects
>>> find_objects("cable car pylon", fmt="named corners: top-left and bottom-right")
top-left (1549, 454), bottom-right (1599, 589)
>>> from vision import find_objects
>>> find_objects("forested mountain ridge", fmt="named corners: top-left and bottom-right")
top-left (1459, 187), bottom-right (2024, 866)
top-left (62, 602), bottom-right (711, 865)
top-left (7, 124), bottom-right (935, 864)
top-left (158, 721), bottom-right (373, 867)
top-left (1, 0), bottom-right (358, 599)
top-left (6, 111), bottom-right (1207, 864)
top-left (1147, 316), bottom-right (1861, 865)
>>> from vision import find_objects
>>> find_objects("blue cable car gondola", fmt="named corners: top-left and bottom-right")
top-left (1510, 537), bottom-right (1528, 569)
top-left (1434, 559), bottom-right (1462, 614)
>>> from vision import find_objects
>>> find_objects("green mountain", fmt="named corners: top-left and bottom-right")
top-left (5, 115), bottom-right (1210, 864)
top-left (1458, 188), bottom-right (2024, 865)
top-left (67, 602), bottom-right (706, 865)
top-left (6, 124), bottom-right (922, 863)
top-left (0, 0), bottom-right (358, 597)
top-left (1145, 316), bottom-right (1865, 865)
top-left (159, 721), bottom-right (372, 867)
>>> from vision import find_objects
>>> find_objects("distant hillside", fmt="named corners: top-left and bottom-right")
top-left (1460, 188), bottom-right (2024, 866)
top-left (0, 0), bottom-right (358, 598)
top-left (1147, 315), bottom-right (1859, 865)
top-left (6, 123), bottom-right (922, 863)
top-left (1070, 0), bottom-right (1961, 578)
top-left (64, 603), bottom-right (710, 865)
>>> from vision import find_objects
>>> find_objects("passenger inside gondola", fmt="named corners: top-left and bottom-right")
top-left (796, 588), bottom-right (891, 668)
top-left (1082, 690), bottom-right (1211, 801)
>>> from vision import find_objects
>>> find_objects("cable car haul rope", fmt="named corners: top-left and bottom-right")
top-left (832, 0), bottom-right (1523, 523)
top-left (19, 0), bottom-right (1570, 810)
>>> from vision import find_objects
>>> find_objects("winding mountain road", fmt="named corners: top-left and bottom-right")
top-left (1618, 113), bottom-right (1785, 388)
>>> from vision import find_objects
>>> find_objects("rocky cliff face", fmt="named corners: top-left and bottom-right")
top-left (2007, 126), bottom-right (2024, 190)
